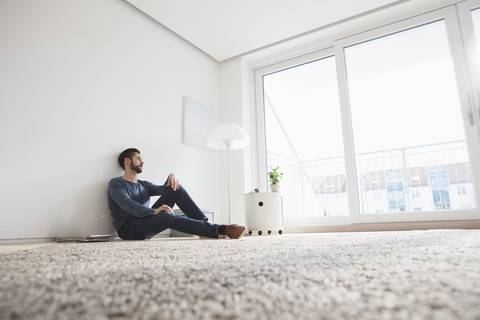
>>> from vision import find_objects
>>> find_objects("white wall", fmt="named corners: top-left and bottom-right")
top-left (218, 59), bottom-right (247, 225)
top-left (219, 58), bottom-right (258, 226)
top-left (0, 0), bottom-right (221, 239)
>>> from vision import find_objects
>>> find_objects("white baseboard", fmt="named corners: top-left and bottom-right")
top-left (0, 237), bottom-right (55, 244)
top-left (284, 220), bottom-right (480, 233)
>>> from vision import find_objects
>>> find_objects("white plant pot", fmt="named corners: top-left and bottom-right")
top-left (270, 184), bottom-right (280, 192)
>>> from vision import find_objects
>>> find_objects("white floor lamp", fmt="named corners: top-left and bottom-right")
top-left (207, 123), bottom-right (249, 225)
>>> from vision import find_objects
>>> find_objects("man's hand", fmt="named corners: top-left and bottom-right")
top-left (152, 204), bottom-right (174, 216)
top-left (166, 173), bottom-right (179, 191)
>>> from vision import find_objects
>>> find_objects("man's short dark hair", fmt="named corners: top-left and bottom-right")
top-left (118, 148), bottom-right (140, 170)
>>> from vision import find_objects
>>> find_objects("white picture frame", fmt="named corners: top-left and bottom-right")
top-left (183, 96), bottom-right (217, 150)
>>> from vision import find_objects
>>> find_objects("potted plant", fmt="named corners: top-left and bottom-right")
top-left (268, 166), bottom-right (283, 192)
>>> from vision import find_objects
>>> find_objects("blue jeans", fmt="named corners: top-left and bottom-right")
top-left (117, 183), bottom-right (220, 240)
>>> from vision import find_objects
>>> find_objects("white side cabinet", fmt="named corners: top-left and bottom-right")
top-left (244, 192), bottom-right (283, 235)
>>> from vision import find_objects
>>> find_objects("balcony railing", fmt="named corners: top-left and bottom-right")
top-left (268, 140), bottom-right (476, 218)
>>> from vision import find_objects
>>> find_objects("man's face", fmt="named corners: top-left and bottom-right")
top-left (128, 153), bottom-right (144, 174)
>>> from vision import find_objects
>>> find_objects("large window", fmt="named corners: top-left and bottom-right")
top-left (262, 55), bottom-right (347, 219)
top-left (256, 4), bottom-right (480, 225)
top-left (344, 20), bottom-right (476, 214)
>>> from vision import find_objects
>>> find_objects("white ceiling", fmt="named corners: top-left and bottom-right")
top-left (126, 0), bottom-right (404, 62)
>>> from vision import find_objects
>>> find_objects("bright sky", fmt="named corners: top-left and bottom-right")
top-left (264, 19), bottom-right (468, 162)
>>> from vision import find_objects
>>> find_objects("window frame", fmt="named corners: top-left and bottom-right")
top-left (254, 4), bottom-right (480, 227)
top-left (255, 48), bottom-right (352, 226)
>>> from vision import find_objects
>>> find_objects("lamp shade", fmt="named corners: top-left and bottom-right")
top-left (207, 123), bottom-right (250, 150)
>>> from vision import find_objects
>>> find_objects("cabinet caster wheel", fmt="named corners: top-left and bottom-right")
top-left (248, 230), bottom-right (252, 235)
top-left (258, 230), bottom-right (262, 236)
top-left (279, 230), bottom-right (283, 235)
top-left (268, 230), bottom-right (272, 235)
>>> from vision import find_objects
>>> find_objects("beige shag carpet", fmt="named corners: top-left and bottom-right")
top-left (1, 230), bottom-right (479, 319)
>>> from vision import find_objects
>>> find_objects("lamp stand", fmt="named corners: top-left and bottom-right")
top-left (225, 139), bottom-right (233, 225)
top-left (207, 123), bottom-right (249, 226)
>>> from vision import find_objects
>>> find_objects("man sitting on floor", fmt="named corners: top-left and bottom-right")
top-left (108, 148), bottom-right (245, 240)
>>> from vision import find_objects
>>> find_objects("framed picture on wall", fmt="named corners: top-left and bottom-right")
top-left (183, 96), bottom-right (217, 150)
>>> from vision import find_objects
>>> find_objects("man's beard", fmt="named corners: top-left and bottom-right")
top-left (130, 163), bottom-right (142, 174)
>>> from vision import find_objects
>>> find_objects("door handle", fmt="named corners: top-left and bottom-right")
top-left (477, 90), bottom-right (480, 118)
top-left (467, 91), bottom-right (475, 126)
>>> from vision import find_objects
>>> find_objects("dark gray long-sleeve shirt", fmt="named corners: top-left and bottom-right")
top-left (107, 177), bottom-right (165, 230)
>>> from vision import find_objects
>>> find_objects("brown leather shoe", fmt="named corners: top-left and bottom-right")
top-left (224, 224), bottom-right (246, 239)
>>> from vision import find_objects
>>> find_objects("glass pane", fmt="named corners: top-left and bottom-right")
top-left (344, 20), bottom-right (477, 214)
top-left (263, 56), bottom-right (348, 218)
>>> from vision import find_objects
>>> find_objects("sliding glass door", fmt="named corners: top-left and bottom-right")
top-left (459, 0), bottom-right (480, 140)
top-left (256, 4), bottom-right (480, 225)
top-left (261, 52), bottom-right (348, 223)
top-left (343, 19), bottom-right (475, 214)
